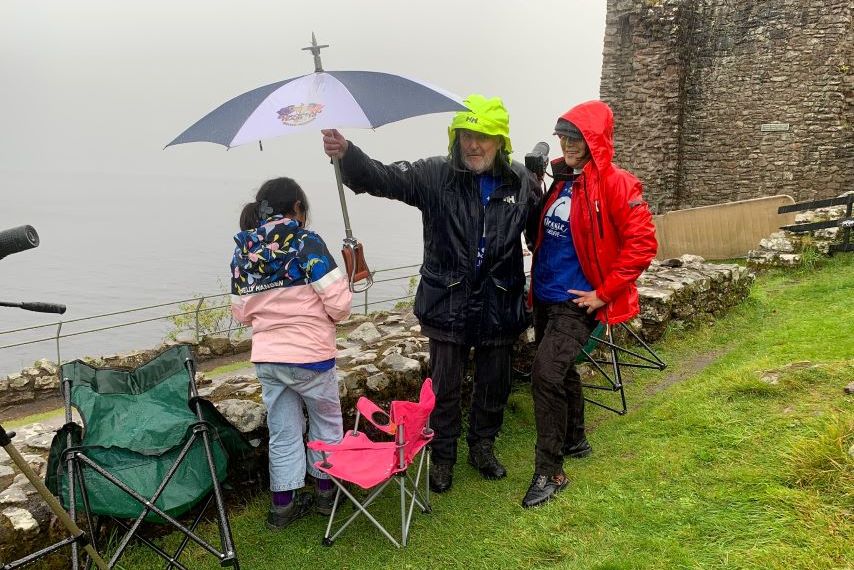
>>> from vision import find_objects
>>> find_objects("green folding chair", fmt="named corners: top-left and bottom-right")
top-left (45, 344), bottom-right (251, 569)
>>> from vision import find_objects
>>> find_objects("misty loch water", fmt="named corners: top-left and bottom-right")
top-left (0, 170), bottom-right (424, 377)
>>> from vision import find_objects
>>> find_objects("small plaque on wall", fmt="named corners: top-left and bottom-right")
top-left (760, 123), bottom-right (790, 132)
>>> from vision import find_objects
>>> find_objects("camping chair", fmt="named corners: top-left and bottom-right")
top-left (45, 345), bottom-right (251, 569)
top-left (306, 378), bottom-right (435, 548)
top-left (579, 322), bottom-right (666, 415)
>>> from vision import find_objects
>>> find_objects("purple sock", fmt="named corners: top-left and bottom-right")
top-left (316, 478), bottom-right (334, 492)
top-left (272, 490), bottom-right (294, 507)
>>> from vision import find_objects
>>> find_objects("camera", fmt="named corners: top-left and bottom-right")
top-left (524, 142), bottom-right (550, 178)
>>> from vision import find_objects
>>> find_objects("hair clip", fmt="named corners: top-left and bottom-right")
top-left (257, 200), bottom-right (274, 221)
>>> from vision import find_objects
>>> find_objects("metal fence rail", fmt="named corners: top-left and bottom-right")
top-left (778, 195), bottom-right (854, 254)
top-left (0, 263), bottom-right (422, 365)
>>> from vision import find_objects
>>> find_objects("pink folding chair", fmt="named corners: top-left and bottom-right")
top-left (307, 378), bottom-right (435, 548)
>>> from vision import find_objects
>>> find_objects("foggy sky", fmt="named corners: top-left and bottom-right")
top-left (1, 0), bottom-right (607, 194)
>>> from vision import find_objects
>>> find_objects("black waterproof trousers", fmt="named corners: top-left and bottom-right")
top-left (428, 339), bottom-right (513, 465)
top-left (531, 300), bottom-right (597, 476)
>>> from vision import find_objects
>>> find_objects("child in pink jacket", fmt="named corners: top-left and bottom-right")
top-left (230, 177), bottom-right (352, 530)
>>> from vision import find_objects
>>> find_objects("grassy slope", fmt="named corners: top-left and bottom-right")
top-left (123, 256), bottom-right (853, 570)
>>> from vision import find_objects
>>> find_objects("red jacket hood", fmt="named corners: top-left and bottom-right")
top-left (559, 100), bottom-right (614, 177)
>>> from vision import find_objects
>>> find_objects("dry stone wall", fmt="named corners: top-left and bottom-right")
top-left (601, 0), bottom-right (853, 212)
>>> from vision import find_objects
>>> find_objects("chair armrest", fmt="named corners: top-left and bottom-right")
top-left (356, 397), bottom-right (396, 435)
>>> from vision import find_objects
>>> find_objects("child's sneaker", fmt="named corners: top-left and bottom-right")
top-left (266, 492), bottom-right (314, 530)
top-left (316, 487), bottom-right (337, 516)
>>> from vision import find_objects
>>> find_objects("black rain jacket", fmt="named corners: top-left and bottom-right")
top-left (339, 143), bottom-right (540, 346)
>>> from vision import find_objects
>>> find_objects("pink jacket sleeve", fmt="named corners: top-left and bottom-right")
top-left (310, 267), bottom-right (353, 323)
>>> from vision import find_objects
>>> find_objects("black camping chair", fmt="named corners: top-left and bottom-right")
top-left (513, 321), bottom-right (666, 415)
top-left (579, 322), bottom-right (666, 415)
top-left (45, 345), bottom-right (251, 569)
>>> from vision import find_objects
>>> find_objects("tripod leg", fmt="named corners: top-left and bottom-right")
top-left (0, 426), bottom-right (109, 570)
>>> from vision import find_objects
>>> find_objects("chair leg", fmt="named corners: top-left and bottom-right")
top-left (324, 478), bottom-right (401, 547)
top-left (322, 485), bottom-right (344, 545)
top-left (166, 493), bottom-right (213, 570)
top-left (185, 358), bottom-right (239, 568)
top-left (399, 476), bottom-right (407, 546)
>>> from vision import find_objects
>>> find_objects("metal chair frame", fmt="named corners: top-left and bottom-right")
top-left (580, 322), bottom-right (667, 415)
top-left (314, 394), bottom-right (434, 548)
top-left (56, 357), bottom-right (239, 569)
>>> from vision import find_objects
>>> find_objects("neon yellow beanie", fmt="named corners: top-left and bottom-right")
top-left (447, 94), bottom-right (512, 156)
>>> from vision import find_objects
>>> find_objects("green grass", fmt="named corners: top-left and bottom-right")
top-left (121, 255), bottom-right (854, 569)
top-left (204, 359), bottom-right (253, 377)
top-left (3, 408), bottom-right (64, 429)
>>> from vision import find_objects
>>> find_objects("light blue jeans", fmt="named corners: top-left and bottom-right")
top-left (255, 363), bottom-right (343, 492)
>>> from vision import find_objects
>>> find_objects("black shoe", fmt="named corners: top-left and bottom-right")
top-left (467, 440), bottom-right (507, 480)
top-left (562, 438), bottom-right (592, 459)
top-left (266, 492), bottom-right (314, 530)
top-left (429, 462), bottom-right (454, 493)
top-left (521, 473), bottom-right (569, 509)
top-left (316, 487), bottom-right (337, 516)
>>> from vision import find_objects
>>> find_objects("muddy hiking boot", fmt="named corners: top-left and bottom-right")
top-left (429, 462), bottom-right (454, 493)
top-left (266, 492), bottom-right (314, 530)
top-left (467, 440), bottom-right (507, 480)
top-left (562, 438), bottom-right (592, 459)
top-left (521, 473), bottom-right (569, 509)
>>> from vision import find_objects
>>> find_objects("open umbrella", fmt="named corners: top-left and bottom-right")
top-left (166, 34), bottom-right (468, 292)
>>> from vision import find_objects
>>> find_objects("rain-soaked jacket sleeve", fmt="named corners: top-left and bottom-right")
top-left (595, 180), bottom-right (658, 304)
top-left (337, 143), bottom-right (437, 210)
top-left (299, 232), bottom-right (353, 322)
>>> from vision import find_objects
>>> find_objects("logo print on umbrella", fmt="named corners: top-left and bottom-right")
top-left (277, 103), bottom-right (325, 126)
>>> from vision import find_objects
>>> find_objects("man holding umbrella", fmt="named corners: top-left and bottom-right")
top-left (322, 94), bottom-right (539, 493)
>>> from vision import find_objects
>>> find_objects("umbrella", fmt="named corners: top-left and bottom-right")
top-left (166, 34), bottom-right (468, 292)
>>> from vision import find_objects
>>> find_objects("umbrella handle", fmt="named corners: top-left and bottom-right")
top-left (342, 238), bottom-right (373, 293)
top-left (333, 158), bottom-right (354, 240)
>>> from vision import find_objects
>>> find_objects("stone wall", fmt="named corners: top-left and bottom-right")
top-left (600, 0), bottom-right (853, 213)
top-left (747, 192), bottom-right (853, 267)
top-left (0, 257), bottom-right (752, 564)
top-left (0, 336), bottom-right (252, 414)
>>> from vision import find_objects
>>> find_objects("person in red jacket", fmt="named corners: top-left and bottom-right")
top-left (521, 100), bottom-right (658, 508)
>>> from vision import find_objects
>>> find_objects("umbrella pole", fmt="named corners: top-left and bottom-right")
top-left (332, 158), bottom-right (354, 240)
top-left (332, 158), bottom-right (373, 293)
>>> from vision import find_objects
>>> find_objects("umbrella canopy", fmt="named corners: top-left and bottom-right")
top-left (166, 35), bottom-right (468, 292)
top-left (166, 70), bottom-right (466, 149)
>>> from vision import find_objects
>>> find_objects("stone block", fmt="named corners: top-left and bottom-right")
top-left (339, 314), bottom-right (370, 327)
top-left (214, 399), bottom-right (266, 433)
top-left (0, 465), bottom-right (14, 490)
top-left (347, 322), bottom-right (382, 344)
top-left (201, 336), bottom-right (233, 356)
top-left (366, 373), bottom-right (391, 393)
top-left (33, 376), bottom-right (58, 392)
top-left (2, 507), bottom-right (38, 534)
top-left (0, 487), bottom-right (27, 506)
top-left (350, 352), bottom-right (378, 366)
top-left (8, 374), bottom-right (30, 391)
top-left (32, 359), bottom-right (58, 376)
top-left (380, 353), bottom-right (421, 375)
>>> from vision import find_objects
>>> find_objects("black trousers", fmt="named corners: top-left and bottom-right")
top-left (531, 300), bottom-right (597, 476)
top-left (428, 339), bottom-right (512, 465)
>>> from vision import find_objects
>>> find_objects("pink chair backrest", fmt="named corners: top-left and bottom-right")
top-left (389, 378), bottom-right (435, 466)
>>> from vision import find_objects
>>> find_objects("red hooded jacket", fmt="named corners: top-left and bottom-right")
top-left (529, 101), bottom-right (658, 324)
